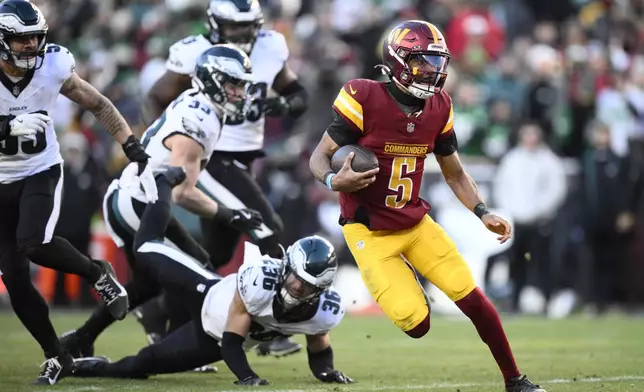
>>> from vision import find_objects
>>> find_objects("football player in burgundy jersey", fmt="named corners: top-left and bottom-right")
top-left (309, 20), bottom-right (545, 392)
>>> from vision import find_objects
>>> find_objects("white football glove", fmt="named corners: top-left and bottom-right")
top-left (138, 163), bottom-right (158, 204)
top-left (9, 112), bottom-right (51, 137)
top-left (119, 163), bottom-right (159, 204)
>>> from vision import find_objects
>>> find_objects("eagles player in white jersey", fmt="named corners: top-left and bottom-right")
top-left (58, 45), bottom-right (263, 371)
top-left (72, 196), bottom-right (354, 387)
top-left (140, 0), bottom-right (307, 358)
top-left (0, 0), bottom-right (158, 385)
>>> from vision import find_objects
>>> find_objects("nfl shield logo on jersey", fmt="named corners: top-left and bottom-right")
top-left (406, 122), bottom-right (415, 133)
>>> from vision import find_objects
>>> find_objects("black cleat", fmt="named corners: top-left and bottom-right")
top-left (71, 356), bottom-right (110, 378)
top-left (506, 375), bottom-right (547, 392)
top-left (59, 330), bottom-right (94, 359)
top-left (256, 336), bottom-right (302, 357)
top-left (33, 354), bottom-right (74, 385)
top-left (132, 307), bottom-right (165, 345)
top-left (93, 260), bottom-right (128, 320)
top-left (156, 166), bottom-right (187, 188)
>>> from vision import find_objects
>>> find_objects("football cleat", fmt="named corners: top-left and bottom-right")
top-left (92, 260), bottom-right (129, 320)
top-left (59, 330), bottom-right (94, 359)
top-left (33, 354), bottom-right (73, 385)
top-left (255, 336), bottom-right (302, 357)
top-left (71, 356), bottom-right (110, 378)
top-left (505, 375), bottom-right (547, 392)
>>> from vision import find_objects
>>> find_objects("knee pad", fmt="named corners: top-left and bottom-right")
top-left (405, 313), bottom-right (430, 339)
top-left (391, 300), bottom-right (429, 337)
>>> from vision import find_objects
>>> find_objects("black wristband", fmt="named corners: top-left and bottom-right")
top-left (473, 202), bottom-right (490, 219)
top-left (308, 346), bottom-right (334, 377)
top-left (214, 204), bottom-right (233, 223)
top-left (221, 332), bottom-right (257, 381)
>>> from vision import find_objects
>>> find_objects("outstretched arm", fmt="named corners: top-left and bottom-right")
top-left (221, 286), bottom-right (267, 385)
top-left (61, 72), bottom-right (132, 145)
top-left (305, 333), bottom-right (354, 384)
top-left (435, 152), bottom-right (484, 211)
top-left (436, 152), bottom-right (512, 243)
top-left (61, 72), bottom-right (158, 202)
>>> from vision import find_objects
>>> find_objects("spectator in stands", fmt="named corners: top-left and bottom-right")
top-left (581, 120), bottom-right (636, 314)
top-left (494, 123), bottom-right (567, 313)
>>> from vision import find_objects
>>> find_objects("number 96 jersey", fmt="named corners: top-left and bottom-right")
top-left (200, 257), bottom-right (345, 350)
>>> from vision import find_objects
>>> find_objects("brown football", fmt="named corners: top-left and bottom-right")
top-left (331, 144), bottom-right (379, 173)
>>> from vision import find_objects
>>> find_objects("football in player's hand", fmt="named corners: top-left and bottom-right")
top-left (331, 145), bottom-right (379, 173)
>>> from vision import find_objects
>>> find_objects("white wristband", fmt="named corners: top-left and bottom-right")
top-left (325, 173), bottom-right (336, 190)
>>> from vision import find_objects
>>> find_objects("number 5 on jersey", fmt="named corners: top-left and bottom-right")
top-left (386, 157), bottom-right (417, 209)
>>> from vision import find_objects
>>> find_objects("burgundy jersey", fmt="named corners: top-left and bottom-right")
top-left (332, 79), bottom-right (455, 231)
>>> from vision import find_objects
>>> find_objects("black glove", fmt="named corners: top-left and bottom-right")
top-left (263, 96), bottom-right (290, 117)
top-left (234, 376), bottom-right (270, 386)
top-left (121, 135), bottom-right (150, 175)
top-left (215, 206), bottom-right (263, 234)
top-left (316, 370), bottom-right (355, 384)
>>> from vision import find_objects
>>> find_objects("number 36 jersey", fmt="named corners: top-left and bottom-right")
top-left (200, 254), bottom-right (345, 350)
top-left (0, 44), bottom-right (74, 183)
top-left (165, 30), bottom-right (288, 153)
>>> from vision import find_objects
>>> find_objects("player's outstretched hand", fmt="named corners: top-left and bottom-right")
top-left (331, 152), bottom-right (379, 193)
top-left (316, 370), bottom-right (355, 384)
top-left (482, 213), bottom-right (512, 244)
top-left (234, 376), bottom-right (270, 386)
top-left (121, 135), bottom-right (158, 203)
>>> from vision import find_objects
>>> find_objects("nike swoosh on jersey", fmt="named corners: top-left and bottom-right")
top-left (349, 85), bottom-right (357, 95)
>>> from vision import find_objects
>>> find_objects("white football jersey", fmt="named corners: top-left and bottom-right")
top-left (201, 244), bottom-right (344, 349)
top-left (166, 30), bottom-right (289, 152)
top-left (0, 43), bottom-right (74, 183)
top-left (116, 88), bottom-right (223, 202)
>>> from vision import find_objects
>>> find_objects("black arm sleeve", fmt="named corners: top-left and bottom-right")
top-left (433, 131), bottom-right (459, 157)
top-left (221, 332), bottom-right (257, 381)
top-left (308, 346), bottom-right (334, 379)
top-left (279, 79), bottom-right (308, 118)
top-left (326, 112), bottom-right (362, 146)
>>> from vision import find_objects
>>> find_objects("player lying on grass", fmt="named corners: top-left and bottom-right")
top-left (309, 19), bottom-right (545, 392)
top-left (58, 45), bottom-right (263, 373)
top-left (71, 168), bottom-right (353, 386)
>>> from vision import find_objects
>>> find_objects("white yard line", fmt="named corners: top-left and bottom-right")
top-left (219, 375), bottom-right (644, 392)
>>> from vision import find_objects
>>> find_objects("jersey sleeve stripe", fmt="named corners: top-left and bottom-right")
top-left (333, 89), bottom-right (364, 131)
top-left (441, 105), bottom-right (454, 134)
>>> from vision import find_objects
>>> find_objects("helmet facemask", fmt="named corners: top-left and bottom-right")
top-left (193, 66), bottom-right (252, 117)
top-left (277, 263), bottom-right (327, 311)
top-left (205, 1), bottom-right (264, 54)
top-left (0, 30), bottom-right (47, 71)
top-left (391, 50), bottom-right (450, 100)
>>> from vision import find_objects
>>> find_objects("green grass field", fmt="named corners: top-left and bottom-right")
top-left (1, 311), bottom-right (644, 392)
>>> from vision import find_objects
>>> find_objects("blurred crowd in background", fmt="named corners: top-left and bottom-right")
top-left (2, 0), bottom-right (642, 318)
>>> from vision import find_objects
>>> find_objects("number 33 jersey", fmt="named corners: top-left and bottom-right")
top-left (0, 44), bottom-right (74, 183)
top-left (201, 257), bottom-right (345, 350)
top-left (166, 30), bottom-right (288, 153)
